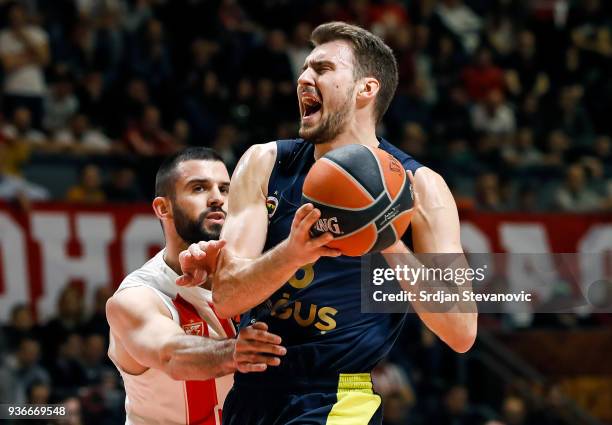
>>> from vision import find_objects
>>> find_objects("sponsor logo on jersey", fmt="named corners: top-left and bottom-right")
top-left (182, 322), bottom-right (204, 336)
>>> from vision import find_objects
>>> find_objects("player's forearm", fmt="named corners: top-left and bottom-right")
top-left (213, 239), bottom-right (301, 318)
top-left (159, 335), bottom-right (236, 380)
top-left (383, 250), bottom-right (478, 353)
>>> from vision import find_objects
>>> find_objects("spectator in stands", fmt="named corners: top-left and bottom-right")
top-left (287, 22), bottom-right (312, 80)
top-left (475, 172), bottom-right (504, 211)
top-left (0, 1), bottom-right (50, 129)
top-left (43, 67), bottom-right (79, 133)
top-left (399, 122), bottom-right (427, 158)
top-left (58, 396), bottom-right (83, 425)
top-left (184, 38), bottom-right (219, 91)
top-left (27, 380), bottom-right (51, 404)
top-left (173, 119), bottom-right (192, 147)
top-left (0, 337), bottom-right (50, 404)
top-left (485, 11), bottom-right (516, 59)
top-left (103, 167), bottom-right (142, 202)
top-left (434, 0), bottom-right (482, 54)
top-left (428, 384), bottom-right (484, 425)
top-left (517, 184), bottom-right (540, 212)
top-left (124, 104), bottom-right (179, 156)
top-left (555, 85), bottom-right (594, 145)
top-left (431, 35), bottom-right (465, 96)
top-left (81, 334), bottom-right (112, 385)
top-left (41, 285), bottom-right (85, 363)
top-left (65, 164), bottom-right (106, 203)
top-left (554, 163), bottom-right (603, 212)
top-left (0, 144), bottom-right (50, 205)
top-left (501, 396), bottom-right (530, 425)
top-left (504, 30), bottom-right (550, 101)
top-left (502, 128), bottom-right (543, 169)
top-left (0, 120), bottom-right (31, 177)
top-left (462, 47), bottom-right (505, 101)
top-left (2, 106), bottom-right (46, 147)
top-left (432, 84), bottom-right (473, 141)
top-left (2, 304), bottom-right (39, 352)
top-left (76, 71), bottom-right (111, 131)
top-left (129, 18), bottom-right (173, 99)
top-left (83, 287), bottom-right (112, 339)
top-left (228, 78), bottom-right (255, 132)
top-left (211, 124), bottom-right (241, 171)
top-left (47, 333), bottom-right (87, 401)
top-left (471, 88), bottom-right (516, 138)
top-left (372, 359), bottom-right (415, 425)
top-left (542, 130), bottom-right (571, 167)
top-left (119, 78), bottom-right (152, 133)
top-left (54, 114), bottom-right (113, 155)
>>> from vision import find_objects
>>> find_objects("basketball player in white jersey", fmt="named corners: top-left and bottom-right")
top-left (106, 148), bottom-right (286, 425)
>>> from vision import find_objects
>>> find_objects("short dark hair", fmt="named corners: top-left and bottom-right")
top-left (155, 147), bottom-right (224, 198)
top-left (311, 21), bottom-right (399, 123)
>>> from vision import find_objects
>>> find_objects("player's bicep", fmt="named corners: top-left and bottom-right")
top-left (106, 287), bottom-right (183, 369)
top-left (221, 143), bottom-right (276, 258)
top-left (411, 167), bottom-right (462, 253)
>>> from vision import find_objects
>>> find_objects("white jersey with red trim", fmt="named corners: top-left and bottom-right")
top-left (111, 250), bottom-right (236, 425)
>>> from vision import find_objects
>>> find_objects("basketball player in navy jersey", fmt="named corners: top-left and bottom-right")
top-left (179, 22), bottom-right (478, 425)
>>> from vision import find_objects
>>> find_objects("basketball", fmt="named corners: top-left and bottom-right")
top-left (302, 144), bottom-right (414, 256)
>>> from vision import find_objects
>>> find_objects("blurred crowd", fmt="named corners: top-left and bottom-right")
top-left (0, 286), bottom-right (122, 424)
top-left (0, 0), bottom-right (609, 211)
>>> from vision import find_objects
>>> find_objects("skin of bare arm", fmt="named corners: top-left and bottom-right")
top-left (206, 143), bottom-right (340, 318)
top-left (106, 286), bottom-right (286, 380)
top-left (382, 168), bottom-right (478, 353)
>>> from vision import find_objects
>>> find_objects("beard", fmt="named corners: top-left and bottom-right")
top-left (172, 202), bottom-right (224, 244)
top-left (299, 85), bottom-right (354, 145)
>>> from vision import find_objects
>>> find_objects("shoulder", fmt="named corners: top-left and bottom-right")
top-left (242, 141), bottom-right (277, 164)
top-left (106, 285), bottom-right (169, 329)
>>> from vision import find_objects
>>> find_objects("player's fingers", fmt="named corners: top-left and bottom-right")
top-left (237, 363), bottom-right (267, 373)
top-left (250, 322), bottom-right (268, 331)
top-left (236, 341), bottom-right (286, 356)
top-left (188, 243), bottom-right (206, 260)
top-left (175, 274), bottom-right (194, 287)
top-left (296, 209), bottom-right (321, 236)
top-left (191, 268), bottom-right (207, 286)
top-left (309, 232), bottom-right (334, 247)
top-left (240, 328), bottom-right (282, 345)
top-left (318, 247), bottom-right (342, 257)
top-left (235, 353), bottom-right (281, 365)
top-left (292, 203), bottom-right (314, 229)
top-left (198, 239), bottom-right (226, 253)
top-left (178, 250), bottom-right (193, 269)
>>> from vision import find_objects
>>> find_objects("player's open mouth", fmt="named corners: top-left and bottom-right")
top-left (302, 94), bottom-right (322, 121)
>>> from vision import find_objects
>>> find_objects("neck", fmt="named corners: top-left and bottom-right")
top-left (163, 237), bottom-right (187, 275)
top-left (313, 118), bottom-right (379, 160)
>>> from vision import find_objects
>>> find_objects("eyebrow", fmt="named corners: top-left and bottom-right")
top-left (301, 59), bottom-right (336, 72)
top-left (184, 178), bottom-right (230, 187)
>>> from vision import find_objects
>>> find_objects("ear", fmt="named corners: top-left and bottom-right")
top-left (152, 196), bottom-right (172, 220)
top-left (356, 78), bottom-right (380, 104)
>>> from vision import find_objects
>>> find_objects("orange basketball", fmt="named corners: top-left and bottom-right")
top-left (302, 144), bottom-right (414, 256)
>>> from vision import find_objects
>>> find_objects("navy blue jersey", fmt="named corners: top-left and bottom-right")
top-left (235, 138), bottom-right (422, 390)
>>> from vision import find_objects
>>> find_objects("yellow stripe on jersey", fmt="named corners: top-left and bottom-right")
top-left (325, 373), bottom-right (381, 425)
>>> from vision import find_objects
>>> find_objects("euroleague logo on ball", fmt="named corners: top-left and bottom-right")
top-left (387, 154), bottom-right (401, 173)
top-left (314, 216), bottom-right (343, 235)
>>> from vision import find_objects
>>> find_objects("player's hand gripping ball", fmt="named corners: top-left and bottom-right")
top-left (301, 144), bottom-right (414, 256)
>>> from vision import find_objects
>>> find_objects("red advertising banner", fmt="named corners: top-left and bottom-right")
top-left (0, 202), bottom-right (610, 321)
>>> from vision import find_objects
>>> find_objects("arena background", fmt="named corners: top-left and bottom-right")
top-left (0, 0), bottom-right (610, 424)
